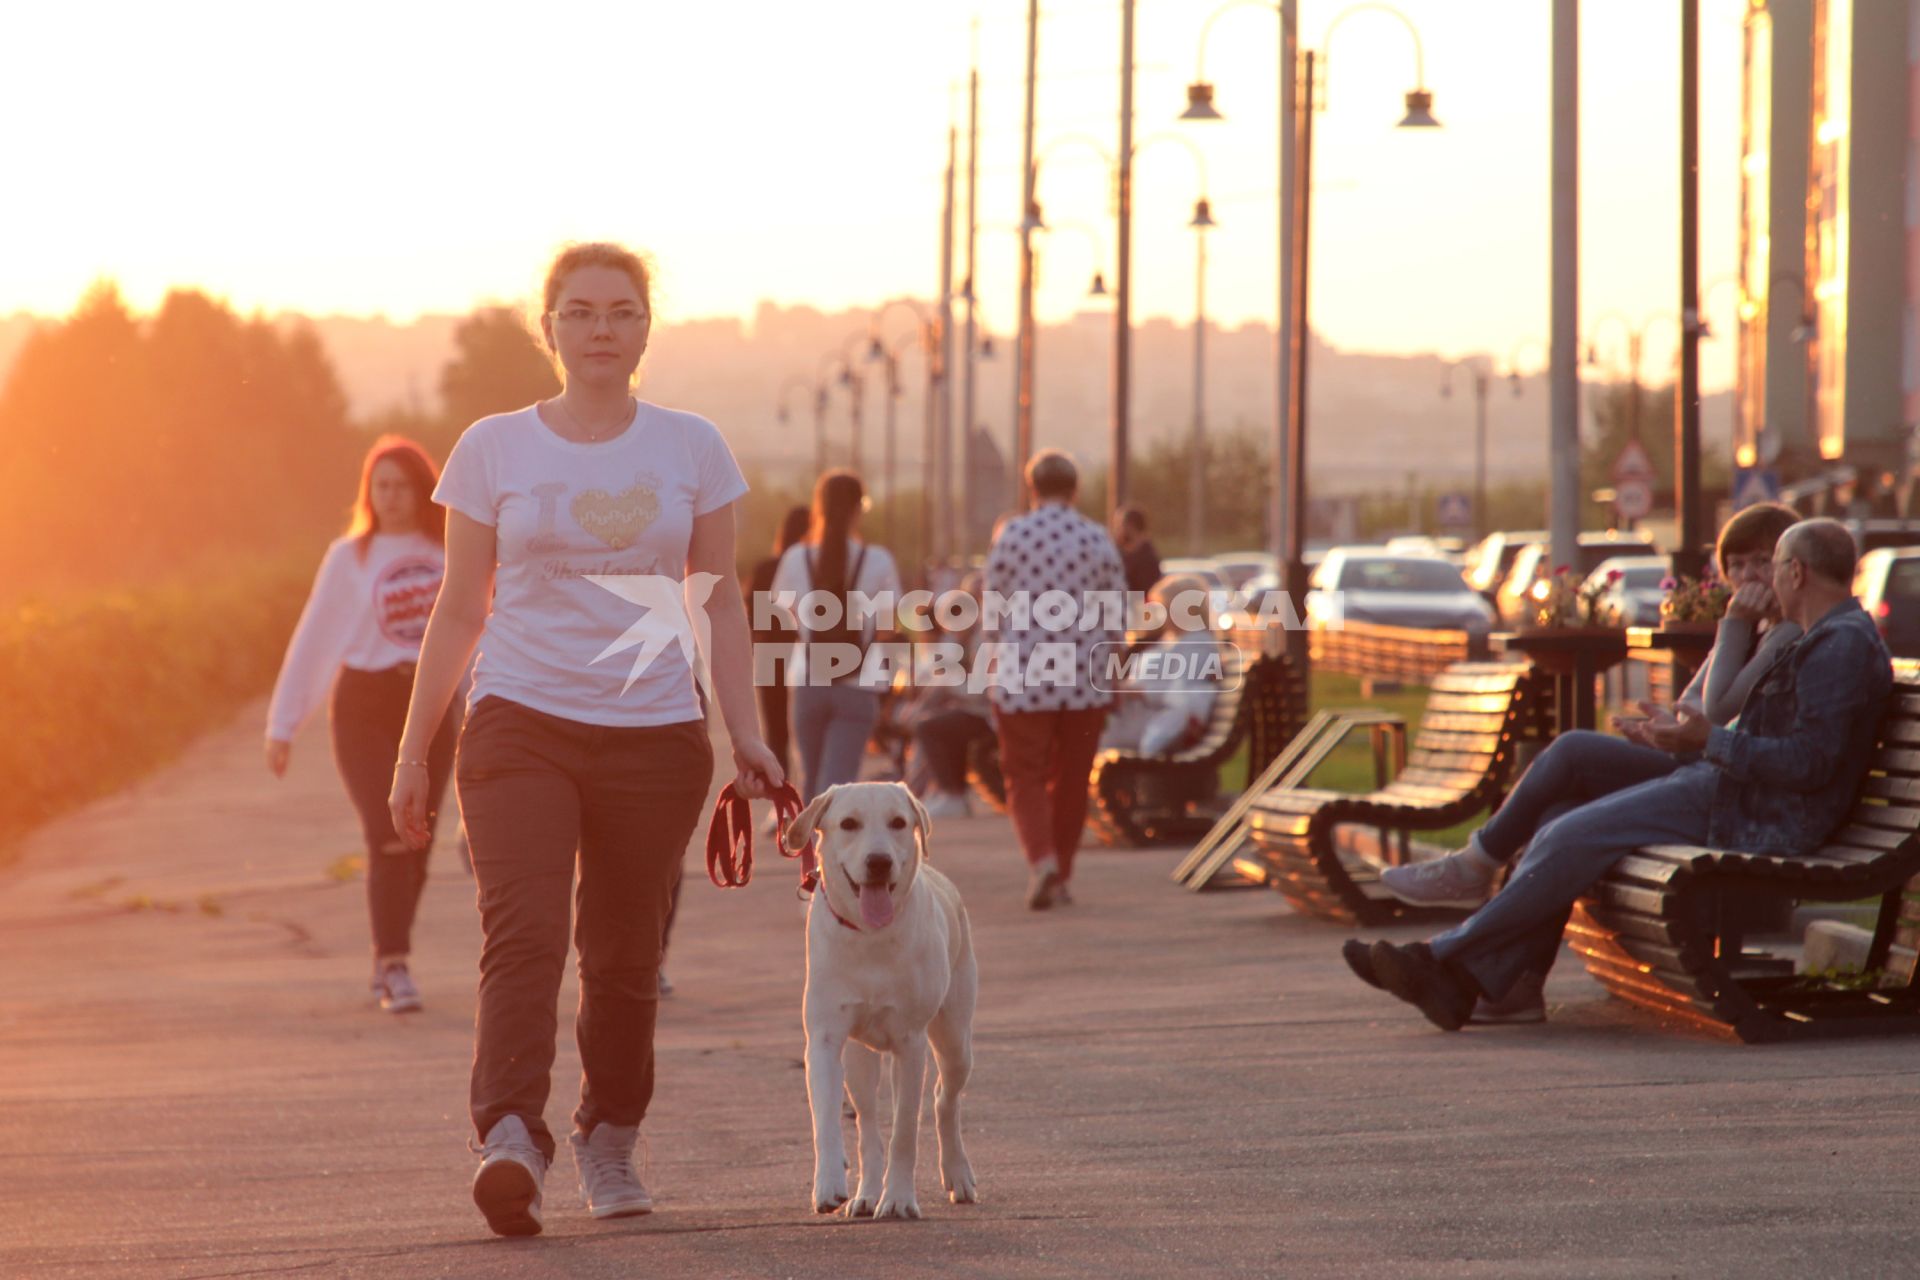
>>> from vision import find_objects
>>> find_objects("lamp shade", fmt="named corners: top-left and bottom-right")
top-left (1398, 88), bottom-right (1440, 128)
top-left (1181, 81), bottom-right (1222, 121)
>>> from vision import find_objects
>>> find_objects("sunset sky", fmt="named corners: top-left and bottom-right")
top-left (3, 0), bottom-right (1747, 388)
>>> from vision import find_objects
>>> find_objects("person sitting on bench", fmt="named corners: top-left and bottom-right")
top-left (1345, 518), bottom-right (1891, 1031)
top-left (1380, 503), bottom-right (1804, 920)
top-left (1100, 573), bottom-right (1225, 758)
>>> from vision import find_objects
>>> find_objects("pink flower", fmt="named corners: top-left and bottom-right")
top-left (1607, 568), bottom-right (1624, 582)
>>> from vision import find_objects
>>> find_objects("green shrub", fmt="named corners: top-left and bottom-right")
top-left (0, 550), bottom-right (313, 857)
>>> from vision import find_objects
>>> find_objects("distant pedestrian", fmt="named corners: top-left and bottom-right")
top-left (387, 241), bottom-right (782, 1236)
top-left (906, 575), bottom-right (995, 818)
top-left (772, 470), bottom-right (903, 801)
top-left (745, 504), bottom-right (812, 781)
top-left (1112, 504), bottom-right (1162, 597)
top-left (986, 450), bottom-right (1127, 909)
top-left (265, 435), bottom-right (457, 1016)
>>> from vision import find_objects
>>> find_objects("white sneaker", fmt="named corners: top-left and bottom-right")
top-left (923, 790), bottom-right (972, 819)
top-left (472, 1116), bottom-right (547, 1237)
top-left (1379, 844), bottom-right (1498, 909)
top-left (377, 962), bottom-right (422, 1014)
top-left (569, 1122), bottom-right (653, 1218)
top-left (1025, 857), bottom-right (1064, 911)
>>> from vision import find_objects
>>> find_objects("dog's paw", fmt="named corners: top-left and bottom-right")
top-left (841, 1193), bottom-right (877, 1219)
top-left (811, 1174), bottom-right (849, 1215)
top-left (943, 1163), bottom-right (978, 1204)
top-left (872, 1192), bottom-right (923, 1221)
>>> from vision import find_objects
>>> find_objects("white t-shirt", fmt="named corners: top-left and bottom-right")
top-left (770, 537), bottom-right (903, 688)
top-left (267, 532), bottom-right (445, 740)
top-left (433, 401), bottom-right (749, 727)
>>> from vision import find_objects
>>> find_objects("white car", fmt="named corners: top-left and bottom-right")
top-left (1308, 549), bottom-right (1497, 651)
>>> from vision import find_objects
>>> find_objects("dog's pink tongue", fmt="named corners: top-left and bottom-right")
top-left (857, 884), bottom-right (895, 929)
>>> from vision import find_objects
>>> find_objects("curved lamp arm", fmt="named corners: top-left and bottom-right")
top-left (1320, 2), bottom-right (1429, 90)
top-left (1131, 131), bottom-right (1211, 195)
top-left (1191, 0), bottom-right (1283, 81)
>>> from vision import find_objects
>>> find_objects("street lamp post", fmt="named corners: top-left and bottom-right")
top-left (1190, 196), bottom-right (1215, 553)
top-left (776, 373), bottom-right (824, 478)
top-left (868, 298), bottom-right (943, 554)
top-left (1439, 357), bottom-right (1508, 543)
top-left (1585, 311), bottom-right (1682, 448)
top-left (1183, 2), bottom-right (1439, 673)
top-left (1033, 129), bottom-right (1211, 539)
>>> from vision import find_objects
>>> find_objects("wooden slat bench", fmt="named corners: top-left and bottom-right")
top-left (1240, 661), bottom-right (1538, 924)
top-left (967, 643), bottom-right (1305, 832)
top-left (1087, 642), bottom-right (1264, 847)
top-left (1565, 668), bottom-right (1920, 1042)
top-left (1310, 619), bottom-right (1473, 689)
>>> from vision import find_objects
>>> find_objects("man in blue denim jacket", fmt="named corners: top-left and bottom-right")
top-left (1354, 518), bottom-right (1893, 1031)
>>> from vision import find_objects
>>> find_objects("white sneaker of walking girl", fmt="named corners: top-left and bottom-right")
top-left (376, 962), bottom-right (422, 1014)
top-left (570, 1122), bottom-right (652, 1218)
top-left (472, 1115), bottom-right (547, 1237)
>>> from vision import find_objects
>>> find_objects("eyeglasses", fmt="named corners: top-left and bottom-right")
top-left (550, 306), bottom-right (649, 333)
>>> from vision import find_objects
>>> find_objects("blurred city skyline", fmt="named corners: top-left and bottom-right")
top-left (3, 0), bottom-right (1747, 387)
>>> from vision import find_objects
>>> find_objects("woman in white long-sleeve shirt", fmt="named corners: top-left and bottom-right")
top-left (266, 436), bottom-right (460, 1014)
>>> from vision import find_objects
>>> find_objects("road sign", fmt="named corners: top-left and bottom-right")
top-left (1615, 478), bottom-right (1653, 521)
top-left (1436, 492), bottom-right (1472, 528)
top-left (1612, 438), bottom-right (1656, 485)
top-left (1732, 466), bottom-right (1780, 511)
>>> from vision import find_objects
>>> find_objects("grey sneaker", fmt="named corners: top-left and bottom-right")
top-left (1471, 971), bottom-right (1548, 1025)
top-left (472, 1116), bottom-right (547, 1237)
top-left (570, 1122), bottom-right (652, 1219)
top-left (1379, 848), bottom-right (1497, 909)
top-left (377, 963), bottom-right (422, 1014)
top-left (923, 790), bottom-right (972, 819)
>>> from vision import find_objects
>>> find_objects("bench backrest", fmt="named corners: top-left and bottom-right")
top-left (1389, 661), bottom-right (1532, 796)
top-left (1166, 640), bottom-right (1257, 764)
top-left (1310, 620), bottom-right (1471, 684)
top-left (1868, 667), bottom-right (1920, 973)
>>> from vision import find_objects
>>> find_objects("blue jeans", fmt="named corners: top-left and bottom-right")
top-left (1477, 731), bottom-right (1683, 863)
top-left (792, 684), bottom-right (881, 802)
top-left (1431, 762), bottom-right (1717, 999)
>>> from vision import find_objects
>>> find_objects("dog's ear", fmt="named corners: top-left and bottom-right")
top-left (905, 787), bottom-right (933, 859)
top-left (781, 787), bottom-right (835, 854)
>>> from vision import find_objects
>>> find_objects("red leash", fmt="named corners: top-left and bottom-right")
top-left (705, 780), bottom-right (819, 894)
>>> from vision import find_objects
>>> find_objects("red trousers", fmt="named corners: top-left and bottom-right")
top-left (992, 705), bottom-right (1108, 881)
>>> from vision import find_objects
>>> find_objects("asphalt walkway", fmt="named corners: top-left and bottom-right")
top-left (3, 706), bottom-right (1917, 1278)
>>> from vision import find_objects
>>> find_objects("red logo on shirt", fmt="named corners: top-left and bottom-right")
top-left (376, 556), bottom-right (443, 646)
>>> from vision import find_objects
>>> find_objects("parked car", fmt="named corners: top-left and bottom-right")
top-left (1235, 548), bottom-right (1334, 622)
top-left (1382, 535), bottom-right (1463, 563)
top-left (1464, 529), bottom-right (1548, 599)
top-left (1209, 550), bottom-right (1277, 592)
top-left (1306, 549), bottom-right (1496, 650)
top-left (1855, 547), bottom-right (1920, 658)
top-left (1494, 531), bottom-right (1659, 627)
top-left (1582, 555), bottom-right (1671, 627)
top-left (1156, 556), bottom-right (1238, 626)
top-left (1845, 519), bottom-right (1920, 556)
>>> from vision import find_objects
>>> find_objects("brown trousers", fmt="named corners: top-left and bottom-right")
top-left (992, 705), bottom-right (1108, 882)
top-left (457, 696), bottom-right (713, 1159)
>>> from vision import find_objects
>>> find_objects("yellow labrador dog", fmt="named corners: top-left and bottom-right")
top-left (782, 781), bottom-right (978, 1219)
